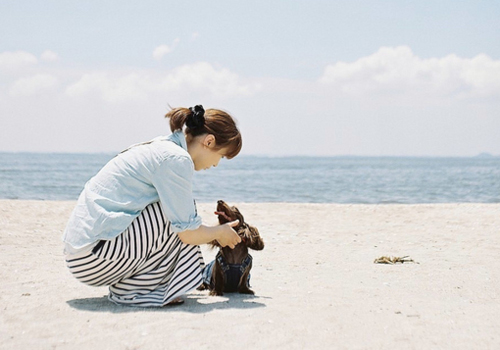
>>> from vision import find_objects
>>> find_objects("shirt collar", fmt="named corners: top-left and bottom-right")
top-left (167, 131), bottom-right (188, 151)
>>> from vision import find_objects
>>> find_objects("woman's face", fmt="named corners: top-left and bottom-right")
top-left (189, 134), bottom-right (228, 171)
top-left (195, 146), bottom-right (227, 171)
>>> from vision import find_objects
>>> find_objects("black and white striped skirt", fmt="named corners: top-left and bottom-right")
top-left (65, 202), bottom-right (204, 307)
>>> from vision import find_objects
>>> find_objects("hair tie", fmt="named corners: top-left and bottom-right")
top-left (187, 105), bottom-right (205, 130)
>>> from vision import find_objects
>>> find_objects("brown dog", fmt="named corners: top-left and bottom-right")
top-left (199, 200), bottom-right (264, 296)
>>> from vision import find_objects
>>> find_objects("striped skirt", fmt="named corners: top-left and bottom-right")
top-left (65, 202), bottom-right (204, 307)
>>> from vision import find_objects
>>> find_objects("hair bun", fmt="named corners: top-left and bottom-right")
top-left (186, 105), bottom-right (205, 130)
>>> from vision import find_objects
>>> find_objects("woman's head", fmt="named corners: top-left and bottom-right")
top-left (165, 105), bottom-right (242, 169)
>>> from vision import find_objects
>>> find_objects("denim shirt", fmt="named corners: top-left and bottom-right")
top-left (62, 131), bottom-right (202, 252)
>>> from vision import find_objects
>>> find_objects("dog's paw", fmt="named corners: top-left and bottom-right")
top-left (209, 290), bottom-right (224, 296)
top-left (238, 287), bottom-right (255, 295)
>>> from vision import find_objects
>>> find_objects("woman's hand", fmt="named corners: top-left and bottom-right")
top-left (216, 220), bottom-right (241, 249)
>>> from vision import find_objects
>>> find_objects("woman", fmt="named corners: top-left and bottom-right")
top-left (63, 105), bottom-right (242, 307)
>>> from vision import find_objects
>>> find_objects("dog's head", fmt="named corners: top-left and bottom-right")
top-left (214, 200), bottom-right (264, 251)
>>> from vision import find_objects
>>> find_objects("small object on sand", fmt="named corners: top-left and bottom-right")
top-left (373, 256), bottom-right (417, 264)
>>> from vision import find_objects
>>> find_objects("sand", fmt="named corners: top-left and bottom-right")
top-left (1, 200), bottom-right (499, 349)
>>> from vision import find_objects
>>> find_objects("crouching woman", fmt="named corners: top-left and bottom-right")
top-left (62, 105), bottom-right (242, 307)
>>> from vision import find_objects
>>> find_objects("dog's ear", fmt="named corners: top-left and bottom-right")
top-left (232, 206), bottom-right (245, 225)
top-left (245, 225), bottom-right (264, 251)
top-left (207, 239), bottom-right (221, 249)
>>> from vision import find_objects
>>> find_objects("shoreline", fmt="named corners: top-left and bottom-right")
top-left (1, 200), bottom-right (499, 349)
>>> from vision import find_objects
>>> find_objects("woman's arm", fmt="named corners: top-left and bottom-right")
top-left (177, 220), bottom-right (242, 248)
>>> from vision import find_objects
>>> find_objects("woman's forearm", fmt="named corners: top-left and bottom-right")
top-left (177, 224), bottom-right (220, 245)
top-left (177, 221), bottom-right (241, 248)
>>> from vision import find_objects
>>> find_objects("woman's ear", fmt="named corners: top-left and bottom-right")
top-left (203, 134), bottom-right (216, 148)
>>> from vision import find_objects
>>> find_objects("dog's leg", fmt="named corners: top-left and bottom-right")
top-left (210, 260), bottom-right (225, 296)
top-left (238, 262), bottom-right (254, 295)
top-left (197, 283), bottom-right (208, 291)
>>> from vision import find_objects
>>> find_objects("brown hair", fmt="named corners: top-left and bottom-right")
top-left (165, 107), bottom-right (242, 159)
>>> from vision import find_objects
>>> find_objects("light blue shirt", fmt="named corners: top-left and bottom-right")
top-left (62, 131), bottom-right (202, 251)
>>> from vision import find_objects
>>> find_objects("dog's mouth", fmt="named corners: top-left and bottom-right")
top-left (215, 200), bottom-right (239, 224)
top-left (214, 211), bottom-right (232, 222)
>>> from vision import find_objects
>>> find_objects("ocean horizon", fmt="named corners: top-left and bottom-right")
top-left (1, 152), bottom-right (499, 204)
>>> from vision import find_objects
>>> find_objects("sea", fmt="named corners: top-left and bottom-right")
top-left (0, 152), bottom-right (499, 204)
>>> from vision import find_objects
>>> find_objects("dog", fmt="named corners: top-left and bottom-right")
top-left (199, 200), bottom-right (264, 296)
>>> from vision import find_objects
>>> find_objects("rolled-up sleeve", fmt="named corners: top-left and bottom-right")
top-left (151, 155), bottom-right (202, 233)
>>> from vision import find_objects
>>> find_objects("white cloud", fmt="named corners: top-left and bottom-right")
top-left (65, 62), bottom-right (259, 102)
top-left (0, 51), bottom-right (38, 71)
top-left (191, 32), bottom-right (200, 40)
top-left (160, 62), bottom-right (259, 97)
top-left (152, 39), bottom-right (180, 60)
top-left (153, 45), bottom-right (171, 60)
top-left (319, 46), bottom-right (500, 97)
top-left (8, 74), bottom-right (58, 97)
top-left (65, 72), bottom-right (149, 103)
top-left (40, 50), bottom-right (59, 62)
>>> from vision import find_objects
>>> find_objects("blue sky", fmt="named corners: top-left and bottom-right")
top-left (1, 0), bottom-right (499, 156)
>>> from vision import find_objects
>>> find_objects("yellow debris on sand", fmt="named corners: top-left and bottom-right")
top-left (373, 256), bottom-right (417, 264)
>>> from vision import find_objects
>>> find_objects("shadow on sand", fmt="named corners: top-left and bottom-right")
top-left (67, 292), bottom-right (269, 313)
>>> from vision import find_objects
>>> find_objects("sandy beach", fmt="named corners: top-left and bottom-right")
top-left (1, 200), bottom-right (499, 349)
